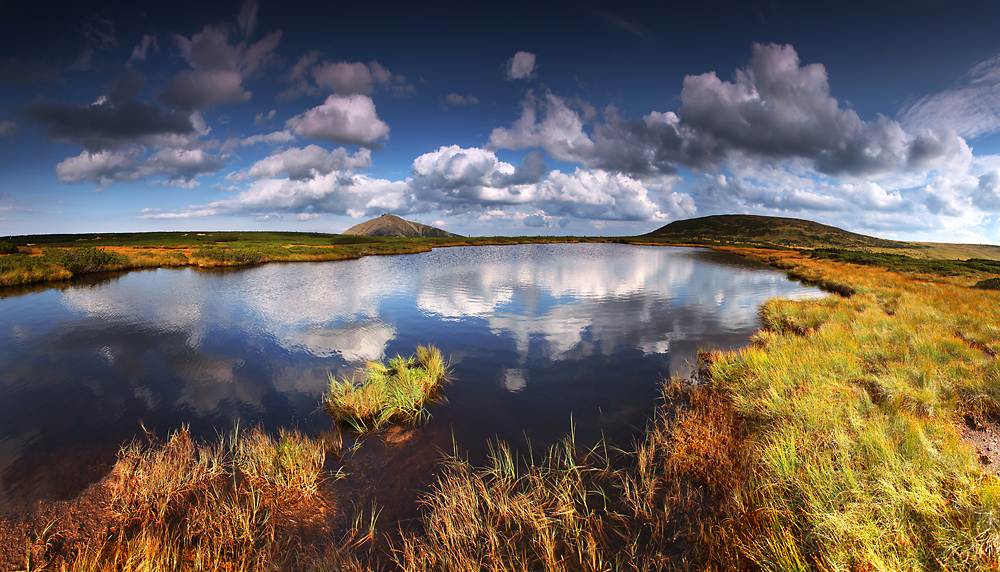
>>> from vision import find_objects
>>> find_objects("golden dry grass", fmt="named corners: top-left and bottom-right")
top-left (64, 426), bottom-right (348, 572)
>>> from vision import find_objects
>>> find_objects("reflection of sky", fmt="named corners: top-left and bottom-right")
top-left (0, 245), bottom-right (827, 415)
top-left (0, 244), bottom-right (823, 507)
top-left (413, 244), bottom-right (823, 368)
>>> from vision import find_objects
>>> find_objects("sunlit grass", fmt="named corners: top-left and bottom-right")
top-left (323, 345), bottom-right (449, 433)
top-left (396, 430), bottom-right (623, 572)
top-left (63, 425), bottom-right (341, 572)
top-left (0, 235), bottom-right (622, 287)
top-left (685, 248), bottom-right (1000, 570)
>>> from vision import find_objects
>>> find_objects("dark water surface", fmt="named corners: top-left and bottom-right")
top-left (0, 244), bottom-right (823, 512)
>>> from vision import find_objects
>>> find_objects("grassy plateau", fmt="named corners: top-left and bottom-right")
top-left (4, 215), bottom-right (1000, 570)
top-left (0, 231), bottom-right (621, 288)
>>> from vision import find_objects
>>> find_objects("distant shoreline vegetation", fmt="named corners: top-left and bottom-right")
top-left (2, 215), bottom-right (1000, 289)
top-left (0, 233), bottom-right (615, 288)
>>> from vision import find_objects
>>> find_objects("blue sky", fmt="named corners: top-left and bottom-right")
top-left (3, 0), bottom-right (1000, 242)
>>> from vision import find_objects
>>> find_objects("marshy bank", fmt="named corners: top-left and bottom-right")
top-left (0, 233), bottom-right (623, 288)
top-left (2, 243), bottom-right (999, 570)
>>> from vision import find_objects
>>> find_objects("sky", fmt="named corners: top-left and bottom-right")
top-left (3, 0), bottom-right (1000, 242)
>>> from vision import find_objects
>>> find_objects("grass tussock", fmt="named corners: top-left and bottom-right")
top-left (0, 253), bottom-right (70, 286)
top-left (1, 247), bottom-right (129, 286)
top-left (43, 247), bottom-right (128, 274)
top-left (396, 431), bottom-right (626, 572)
top-left (66, 425), bottom-right (349, 572)
top-left (975, 277), bottom-right (1000, 290)
top-left (0, 240), bottom-right (18, 254)
top-left (323, 346), bottom-right (449, 433)
top-left (193, 245), bottom-right (287, 266)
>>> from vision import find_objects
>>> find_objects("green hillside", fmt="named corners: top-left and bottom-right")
top-left (645, 214), bottom-right (904, 249)
top-left (644, 214), bottom-right (1000, 260)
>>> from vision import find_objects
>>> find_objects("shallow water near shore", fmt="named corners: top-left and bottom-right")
top-left (0, 243), bottom-right (824, 513)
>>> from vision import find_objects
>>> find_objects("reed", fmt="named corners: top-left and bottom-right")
top-left (396, 431), bottom-right (624, 572)
top-left (63, 425), bottom-right (339, 572)
top-left (323, 346), bottom-right (449, 433)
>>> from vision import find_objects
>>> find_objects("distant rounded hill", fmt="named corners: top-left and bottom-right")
top-left (644, 214), bottom-right (903, 250)
top-left (342, 214), bottom-right (462, 238)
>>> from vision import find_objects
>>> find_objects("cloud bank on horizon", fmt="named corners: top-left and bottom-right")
top-left (3, 0), bottom-right (1000, 243)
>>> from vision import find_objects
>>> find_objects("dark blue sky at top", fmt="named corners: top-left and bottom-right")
top-left (3, 0), bottom-right (1000, 241)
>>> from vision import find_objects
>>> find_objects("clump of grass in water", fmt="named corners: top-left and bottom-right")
top-left (323, 345), bottom-right (449, 433)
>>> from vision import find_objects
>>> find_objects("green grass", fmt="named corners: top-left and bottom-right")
top-left (13, 216), bottom-right (996, 290)
top-left (193, 245), bottom-right (288, 265)
top-left (974, 277), bottom-right (1000, 290)
top-left (676, 248), bottom-right (1000, 570)
top-left (642, 214), bottom-right (1000, 261)
top-left (0, 252), bottom-right (71, 285)
top-left (399, 249), bottom-right (1000, 570)
top-left (644, 214), bottom-right (907, 250)
top-left (1, 231), bottom-right (389, 248)
top-left (0, 233), bottom-right (627, 287)
top-left (809, 247), bottom-right (1000, 277)
top-left (323, 345), bottom-right (450, 433)
top-left (42, 246), bottom-right (128, 274)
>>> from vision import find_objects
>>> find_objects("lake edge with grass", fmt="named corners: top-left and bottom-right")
top-left (1, 234), bottom-right (999, 570)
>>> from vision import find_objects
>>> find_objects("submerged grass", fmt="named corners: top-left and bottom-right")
top-left (323, 346), bottom-right (449, 433)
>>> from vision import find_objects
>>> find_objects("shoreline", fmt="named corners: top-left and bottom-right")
top-left (0, 236), bottom-right (631, 289)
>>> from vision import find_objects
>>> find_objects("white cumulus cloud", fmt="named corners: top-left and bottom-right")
top-left (139, 172), bottom-right (411, 219)
top-left (285, 94), bottom-right (390, 148)
top-left (230, 145), bottom-right (372, 181)
top-left (57, 147), bottom-right (225, 188)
